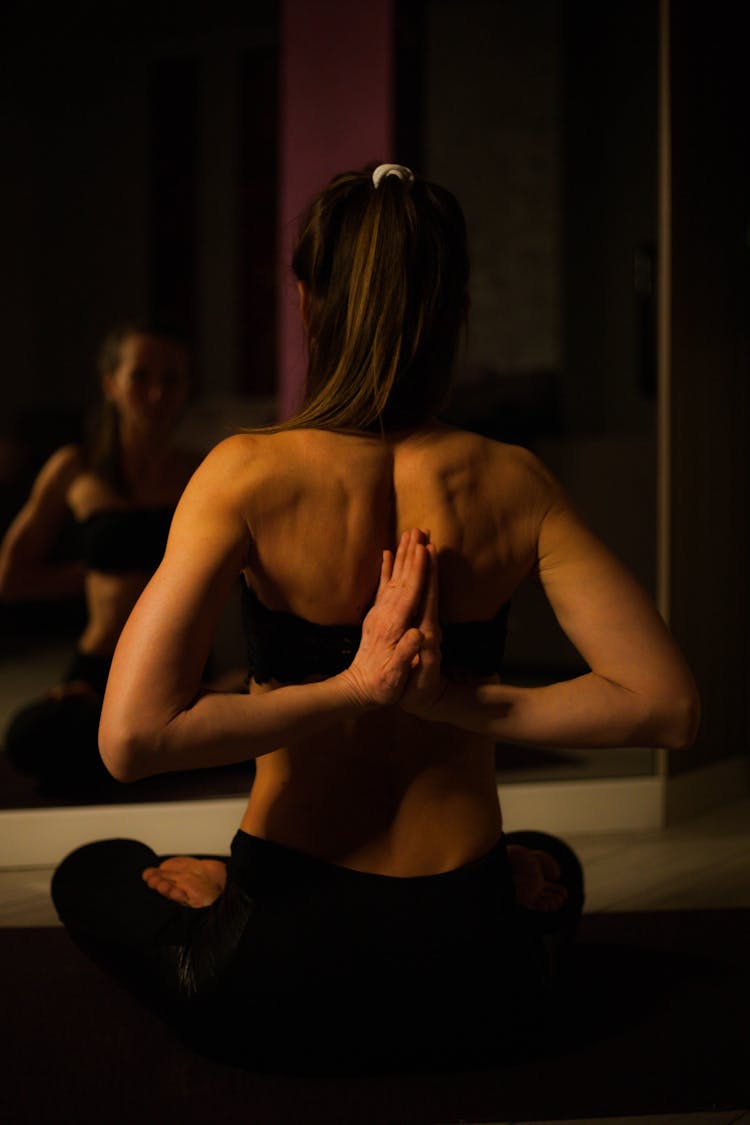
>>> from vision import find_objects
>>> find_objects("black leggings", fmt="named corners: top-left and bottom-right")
top-left (51, 829), bottom-right (584, 1073)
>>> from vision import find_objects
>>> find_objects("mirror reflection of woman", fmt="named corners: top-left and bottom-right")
top-left (52, 167), bottom-right (699, 1072)
top-left (0, 325), bottom-right (198, 792)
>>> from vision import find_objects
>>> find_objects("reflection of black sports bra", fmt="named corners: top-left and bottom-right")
top-left (77, 507), bottom-right (174, 573)
top-left (242, 583), bottom-right (510, 685)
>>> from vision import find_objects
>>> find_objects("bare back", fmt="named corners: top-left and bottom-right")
top-left (237, 422), bottom-right (550, 874)
top-left (102, 414), bottom-right (697, 874)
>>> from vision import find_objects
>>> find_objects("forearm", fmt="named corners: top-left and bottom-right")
top-left (100, 675), bottom-right (366, 782)
top-left (429, 672), bottom-right (697, 750)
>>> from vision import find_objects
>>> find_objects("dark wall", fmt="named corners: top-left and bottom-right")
top-left (0, 4), bottom-right (278, 431)
top-left (424, 0), bottom-right (563, 380)
top-left (561, 0), bottom-right (658, 438)
top-left (1, 29), bottom-right (151, 416)
top-left (668, 2), bottom-right (750, 773)
top-left (422, 1), bottom-right (659, 690)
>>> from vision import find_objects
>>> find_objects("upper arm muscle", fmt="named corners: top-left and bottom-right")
top-left (537, 484), bottom-right (695, 705)
top-left (101, 440), bottom-right (252, 742)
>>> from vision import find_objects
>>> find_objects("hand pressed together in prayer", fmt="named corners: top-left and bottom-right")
top-left (337, 527), bottom-right (439, 710)
top-left (397, 538), bottom-right (447, 718)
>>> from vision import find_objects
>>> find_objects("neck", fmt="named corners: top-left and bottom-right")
top-left (118, 422), bottom-right (174, 484)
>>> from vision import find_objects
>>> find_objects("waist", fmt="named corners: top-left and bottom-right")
top-left (242, 711), bottom-right (502, 875)
top-left (228, 826), bottom-right (513, 904)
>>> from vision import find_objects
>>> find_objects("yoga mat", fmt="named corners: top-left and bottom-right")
top-left (1, 910), bottom-right (748, 1125)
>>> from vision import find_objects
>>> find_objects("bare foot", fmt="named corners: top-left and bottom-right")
top-left (507, 845), bottom-right (568, 912)
top-left (142, 857), bottom-right (227, 908)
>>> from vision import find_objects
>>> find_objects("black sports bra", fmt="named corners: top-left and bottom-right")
top-left (77, 506), bottom-right (174, 573)
top-left (242, 583), bottom-right (509, 685)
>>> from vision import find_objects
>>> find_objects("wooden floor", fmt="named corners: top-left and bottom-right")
top-left (1, 797), bottom-right (748, 1125)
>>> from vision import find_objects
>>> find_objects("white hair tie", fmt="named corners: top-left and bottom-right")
top-left (372, 163), bottom-right (415, 189)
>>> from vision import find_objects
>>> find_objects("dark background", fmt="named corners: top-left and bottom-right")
top-left (0, 0), bottom-right (747, 793)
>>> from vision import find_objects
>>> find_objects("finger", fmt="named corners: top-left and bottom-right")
top-left (381, 542), bottom-right (427, 637)
top-left (414, 631), bottom-right (439, 673)
top-left (377, 550), bottom-right (394, 595)
top-left (389, 530), bottom-right (410, 585)
top-left (384, 627), bottom-right (424, 687)
top-left (401, 540), bottom-right (428, 618)
top-left (401, 530), bottom-right (423, 590)
top-left (419, 543), bottom-right (440, 631)
top-left (391, 527), bottom-right (426, 589)
top-left (408, 632), bottom-right (440, 694)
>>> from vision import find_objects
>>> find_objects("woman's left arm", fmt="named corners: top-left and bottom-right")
top-left (99, 439), bottom-right (427, 782)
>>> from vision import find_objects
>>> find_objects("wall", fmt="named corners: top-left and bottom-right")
top-left (420, 0), bottom-right (660, 782)
top-left (1, 32), bottom-right (150, 416)
top-left (277, 0), bottom-right (394, 420)
top-left (424, 0), bottom-right (562, 378)
top-left (667, 1), bottom-right (750, 773)
top-left (422, 0), bottom-right (659, 613)
top-left (0, 6), bottom-right (279, 431)
top-left (561, 1), bottom-right (659, 439)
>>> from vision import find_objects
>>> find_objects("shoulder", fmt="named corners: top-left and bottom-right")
top-left (198, 429), bottom-right (348, 481)
top-left (41, 442), bottom-right (84, 478)
top-left (177, 433), bottom-right (292, 520)
top-left (493, 442), bottom-right (560, 506)
top-left (195, 432), bottom-right (280, 480)
top-left (1, 445), bottom-right (84, 555)
top-left (428, 425), bottom-right (561, 509)
top-left (477, 441), bottom-right (566, 552)
top-left (30, 444), bottom-right (85, 499)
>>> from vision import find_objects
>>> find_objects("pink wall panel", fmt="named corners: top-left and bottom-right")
top-left (278, 0), bottom-right (394, 419)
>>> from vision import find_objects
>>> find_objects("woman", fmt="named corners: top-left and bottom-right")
top-left (52, 165), bottom-right (699, 1072)
top-left (0, 324), bottom-right (197, 790)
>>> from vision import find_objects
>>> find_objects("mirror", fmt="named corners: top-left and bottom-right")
top-left (0, 5), bottom-right (279, 809)
top-left (0, 0), bottom-right (659, 813)
top-left (430, 0), bottom-right (659, 784)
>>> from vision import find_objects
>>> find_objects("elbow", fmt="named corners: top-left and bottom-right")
top-left (651, 686), bottom-right (701, 750)
top-left (98, 722), bottom-right (152, 783)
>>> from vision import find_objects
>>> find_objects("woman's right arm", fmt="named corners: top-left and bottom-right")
top-left (99, 437), bottom-right (429, 781)
top-left (0, 446), bottom-right (86, 601)
top-left (406, 466), bottom-right (700, 751)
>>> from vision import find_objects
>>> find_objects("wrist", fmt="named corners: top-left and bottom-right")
top-left (329, 669), bottom-right (379, 715)
top-left (405, 675), bottom-right (452, 724)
